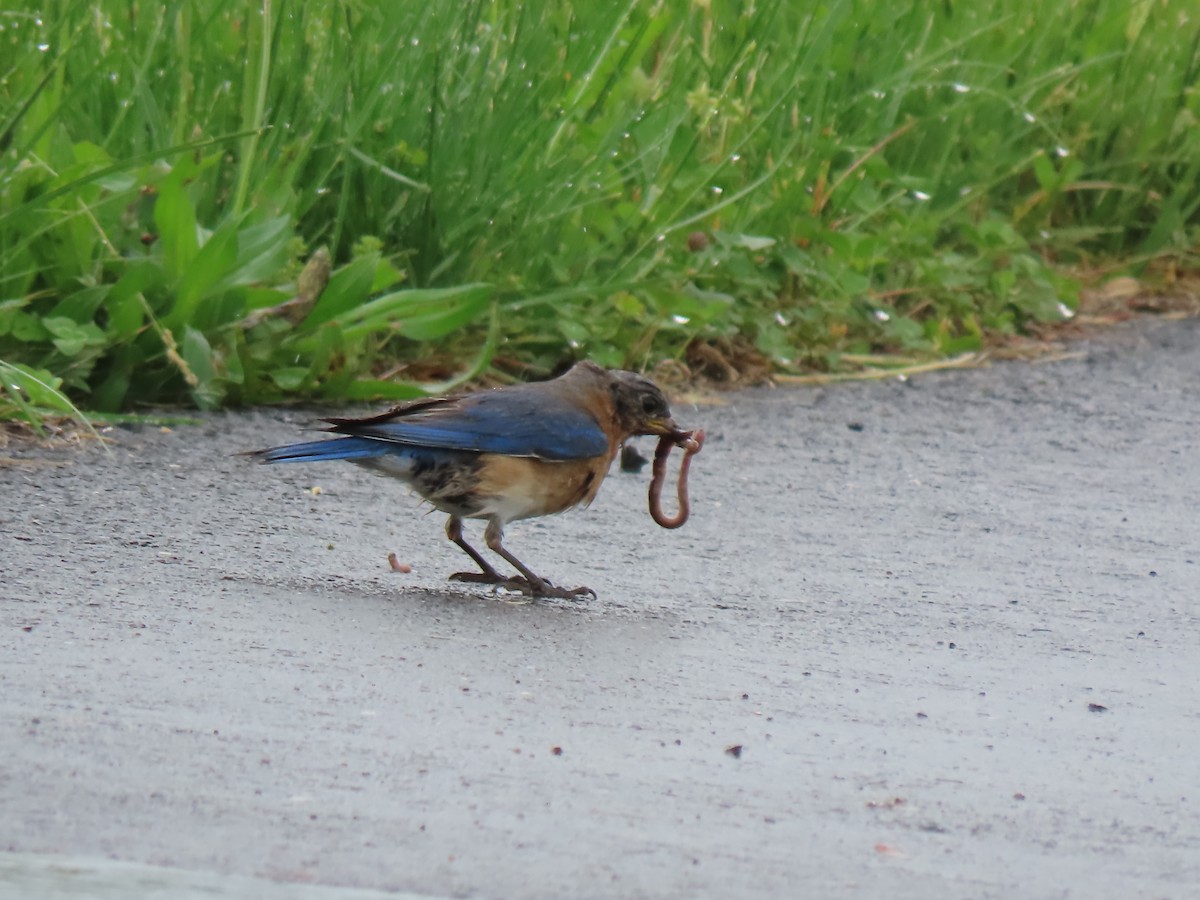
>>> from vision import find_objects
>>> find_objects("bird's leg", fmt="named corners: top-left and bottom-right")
top-left (483, 519), bottom-right (596, 601)
top-left (445, 515), bottom-right (523, 586)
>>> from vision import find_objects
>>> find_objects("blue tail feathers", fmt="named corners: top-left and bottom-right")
top-left (250, 436), bottom-right (388, 464)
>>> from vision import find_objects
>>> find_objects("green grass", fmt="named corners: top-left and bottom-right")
top-left (2, 0), bottom-right (1198, 419)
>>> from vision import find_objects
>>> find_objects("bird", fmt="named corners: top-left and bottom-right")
top-left (248, 361), bottom-right (687, 599)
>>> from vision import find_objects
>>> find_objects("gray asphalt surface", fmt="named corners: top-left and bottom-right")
top-left (2, 318), bottom-right (1198, 899)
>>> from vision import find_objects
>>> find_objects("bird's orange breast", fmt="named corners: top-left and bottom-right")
top-left (472, 453), bottom-right (613, 523)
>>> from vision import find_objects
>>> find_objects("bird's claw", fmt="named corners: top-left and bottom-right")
top-left (533, 582), bottom-right (597, 602)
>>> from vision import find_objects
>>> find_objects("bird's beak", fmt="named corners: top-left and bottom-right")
top-left (643, 417), bottom-right (689, 444)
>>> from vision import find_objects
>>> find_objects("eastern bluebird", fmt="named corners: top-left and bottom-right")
top-left (249, 361), bottom-right (689, 599)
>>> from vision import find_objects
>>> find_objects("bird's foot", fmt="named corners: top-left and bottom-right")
top-left (527, 581), bottom-right (597, 602)
top-left (448, 571), bottom-right (594, 601)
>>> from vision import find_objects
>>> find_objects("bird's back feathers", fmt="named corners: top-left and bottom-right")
top-left (322, 385), bottom-right (609, 461)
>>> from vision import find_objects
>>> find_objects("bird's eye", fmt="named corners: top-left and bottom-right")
top-left (640, 394), bottom-right (662, 415)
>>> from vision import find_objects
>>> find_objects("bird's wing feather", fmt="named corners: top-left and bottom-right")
top-left (323, 388), bottom-right (608, 460)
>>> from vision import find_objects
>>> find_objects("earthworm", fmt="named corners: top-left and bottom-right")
top-left (649, 429), bottom-right (705, 529)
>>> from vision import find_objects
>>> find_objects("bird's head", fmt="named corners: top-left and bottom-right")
top-left (607, 368), bottom-right (686, 443)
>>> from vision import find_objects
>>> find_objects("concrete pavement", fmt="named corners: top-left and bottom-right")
top-left (2, 317), bottom-right (1198, 898)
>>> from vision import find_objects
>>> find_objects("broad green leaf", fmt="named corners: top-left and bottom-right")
top-left (777, 244), bottom-right (815, 276)
top-left (1139, 190), bottom-right (1184, 255)
top-left (6, 310), bottom-right (49, 342)
top-left (881, 315), bottom-right (926, 349)
top-left (242, 286), bottom-right (291, 312)
top-left (93, 365), bottom-right (132, 412)
top-left (650, 285), bottom-right (733, 327)
top-left (303, 320), bottom-right (346, 381)
top-left (269, 367), bottom-right (309, 390)
top-left (0, 361), bottom-right (101, 444)
top-left (306, 254), bottom-right (380, 327)
top-left (219, 215), bottom-right (293, 290)
top-left (43, 317), bottom-right (106, 356)
top-left (181, 326), bottom-right (222, 409)
top-left (338, 284), bottom-right (492, 325)
top-left (1031, 153), bottom-right (1057, 192)
top-left (50, 285), bottom-right (110, 323)
top-left (0, 362), bottom-right (65, 407)
top-left (329, 283), bottom-right (493, 344)
top-left (71, 141), bottom-right (114, 170)
top-left (720, 233), bottom-right (777, 252)
top-left (170, 216), bottom-right (240, 325)
top-left (830, 270), bottom-right (871, 297)
top-left (557, 318), bottom-right (592, 344)
top-left (610, 291), bottom-right (646, 319)
top-left (171, 213), bottom-right (293, 328)
top-left (390, 295), bottom-right (491, 342)
top-left (155, 174), bottom-right (200, 284)
top-left (105, 262), bottom-right (163, 339)
top-left (371, 257), bottom-right (406, 292)
top-left (222, 332), bottom-right (245, 386)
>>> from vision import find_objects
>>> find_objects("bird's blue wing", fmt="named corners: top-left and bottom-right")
top-left (324, 388), bottom-right (608, 460)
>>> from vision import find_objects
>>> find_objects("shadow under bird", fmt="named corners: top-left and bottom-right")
top-left (248, 361), bottom-right (691, 599)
